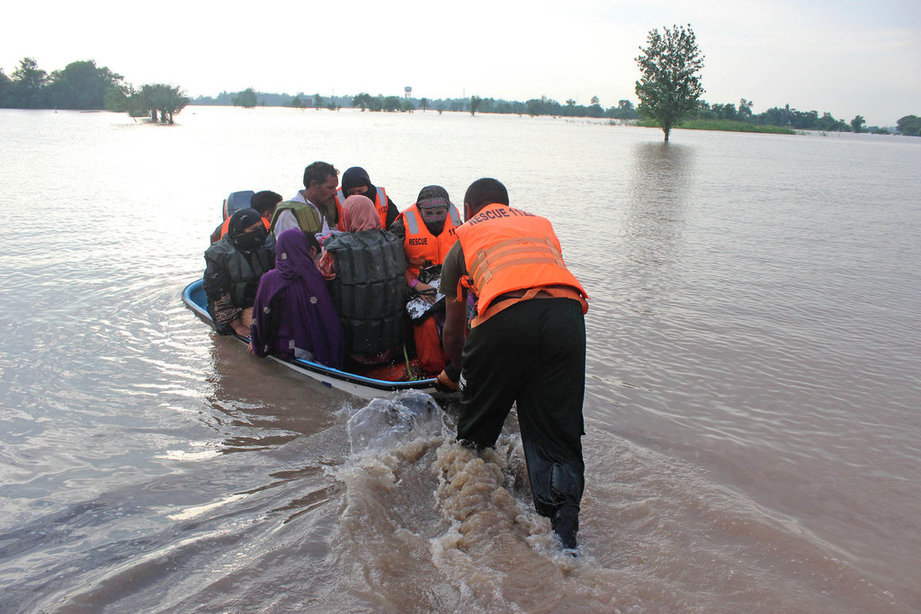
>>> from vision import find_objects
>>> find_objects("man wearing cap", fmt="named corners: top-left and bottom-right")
top-left (438, 177), bottom-right (589, 550)
top-left (335, 166), bottom-right (399, 229)
top-left (390, 185), bottom-right (463, 295)
top-left (390, 185), bottom-right (463, 372)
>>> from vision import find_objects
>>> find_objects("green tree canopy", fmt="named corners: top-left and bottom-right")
top-left (896, 115), bottom-right (921, 136)
top-left (140, 84), bottom-right (189, 123)
top-left (232, 88), bottom-right (258, 108)
top-left (10, 57), bottom-right (48, 108)
top-left (635, 24), bottom-right (705, 141)
top-left (352, 92), bottom-right (371, 110)
top-left (46, 60), bottom-right (124, 110)
top-left (469, 95), bottom-right (482, 116)
top-left (850, 115), bottom-right (866, 133)
top-left (382, 95), bottom-right (401, 112)
top-left (0, 69), bottom-right (11, 107)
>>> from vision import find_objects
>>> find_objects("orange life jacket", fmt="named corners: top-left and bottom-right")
top-left (454, 203), bottom-right (588, 327)
top-left (336, 186), bottom-right (389, 229)
top-left (219, 215), bottom-right (271, 239)
top-left (398, 202), bottom-right (462, 278)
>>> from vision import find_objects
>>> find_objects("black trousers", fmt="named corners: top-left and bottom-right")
top-left (458, 298), bottom-right (586, 517)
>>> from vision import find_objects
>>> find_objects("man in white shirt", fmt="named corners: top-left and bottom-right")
top-left (271, 161), bottom-right (340, 236)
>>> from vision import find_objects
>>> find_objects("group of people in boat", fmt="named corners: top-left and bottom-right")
top-left (201, 165), bottom-right (591, 549)
top-left (202, 162), bottom-right (461, 379)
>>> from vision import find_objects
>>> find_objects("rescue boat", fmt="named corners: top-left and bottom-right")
top-left (182, 279), bottom-right (439, 400)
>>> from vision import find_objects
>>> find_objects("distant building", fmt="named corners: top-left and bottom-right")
top-left (404, 86), bottom-right (412, 99)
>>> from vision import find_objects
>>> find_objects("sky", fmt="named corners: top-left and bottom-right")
top-left (3, 0), bottom-right (920, 126)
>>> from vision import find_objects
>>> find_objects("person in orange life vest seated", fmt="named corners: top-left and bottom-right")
top-left (335, 166), bottom-right (399, 230)
top-left (439, 178), bottom-right (589, 550)
top-left (390, 185), bottom-right (462, 295)
top-left (274, 161), bottom-right (341, 236)
top-left (210, 190), bottom-right (280, 244)
top-left (389, 185), bottom-right (463, 372)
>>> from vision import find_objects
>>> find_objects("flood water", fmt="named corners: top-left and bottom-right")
top-left (1, 106), bottom-right (919, 612)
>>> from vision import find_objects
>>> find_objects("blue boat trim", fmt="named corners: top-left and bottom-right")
top-left (182, 279), bottom-right (438, 393)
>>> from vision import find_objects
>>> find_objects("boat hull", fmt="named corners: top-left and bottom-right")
top-left (182, 279), bottom-right (439, 400)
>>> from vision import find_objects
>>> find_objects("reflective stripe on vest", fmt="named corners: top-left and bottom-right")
top-left (402, 203), bottom-right (461, 275)
top-left (403, 202), bottom-right (461, 234)
top-left (454, 203), bottom-right (587, 322)
top-left (467, 235), bottom-right (566, 288)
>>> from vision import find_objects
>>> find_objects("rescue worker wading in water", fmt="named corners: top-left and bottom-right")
top-left (438, 177), bottom-right (589, 550)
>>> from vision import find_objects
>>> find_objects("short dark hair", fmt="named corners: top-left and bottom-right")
top-left (250, 190), bottom-right (282, 216)
top-left (304, 232), bottom-right (321, 253)
top-left (303, 161), bottom-right (339, 188)
top-left (464, 178), bottom-right (509, 213)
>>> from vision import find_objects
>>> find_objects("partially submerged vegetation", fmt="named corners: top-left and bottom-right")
top-left (0, 57), bottom-right (188, 123)
top-left (2, 54), bottom-right (916, 135)
top-left (660, 119), bottom-right (795, 135)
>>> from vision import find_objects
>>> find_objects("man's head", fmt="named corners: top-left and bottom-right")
top-left (463, 178), bottom-right (509, 220)
top-left (416, 185), bottom-right (451, 235)
top-left (250, 190), bottom-right (283, 220)
top-left (340, 166), bottom-right (374, 197)
top-left (302, 161), bottom-right (339, 208)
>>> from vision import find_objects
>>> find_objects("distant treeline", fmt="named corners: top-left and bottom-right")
top-left (0, 57), bottom-right (189, 123)
top-left (197, 89), bottom-right (919, 135)
top-left (193, 89), bottom-right (643, 120)
top-left (3, 56), bottom-right (919, 136)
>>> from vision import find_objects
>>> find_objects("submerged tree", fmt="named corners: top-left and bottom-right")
top-left (140, 84), bottom-right (189, 123)
top-left (896, 115), bottom-right (921, 136)
top-left (232, 88), bottom-right (258, 108)
top-left (381, 95), bottom-right (402, 112)
top-left (850, 115), bottom-right (866, 133)
top-left (469, 95), bottom-right (482, 116)
top-left (635, 24), bottom-right (705, 141)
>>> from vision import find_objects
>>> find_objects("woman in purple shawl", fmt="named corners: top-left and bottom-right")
top-left (250, 229), bottom-right (344, 368)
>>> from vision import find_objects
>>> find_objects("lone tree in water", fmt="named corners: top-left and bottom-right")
top-left (141, 84), bottom-right (189, 123)
top-left (469, 95), bottom-right (482, 116)
top-left (635, 24), bottom-right (705, 142)
top-left (232, 88), bottom-right (258, 108)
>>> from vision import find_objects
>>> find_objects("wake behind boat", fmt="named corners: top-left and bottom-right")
top-left (182, 279), bottom-right (439, 400)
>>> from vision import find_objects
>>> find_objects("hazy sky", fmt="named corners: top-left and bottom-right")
top-left (3, 0), bottom-right (920, 125)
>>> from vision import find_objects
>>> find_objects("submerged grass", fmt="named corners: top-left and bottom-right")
top-left (679, 119), bottom-right (795, 134)
top-left (635, 118), bottom-right (795, 134)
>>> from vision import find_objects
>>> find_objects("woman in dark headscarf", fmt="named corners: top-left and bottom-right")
top-left (203, 208), bottom-right (275, 336)
top-left (250, 229), bottom-right (344, 368)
